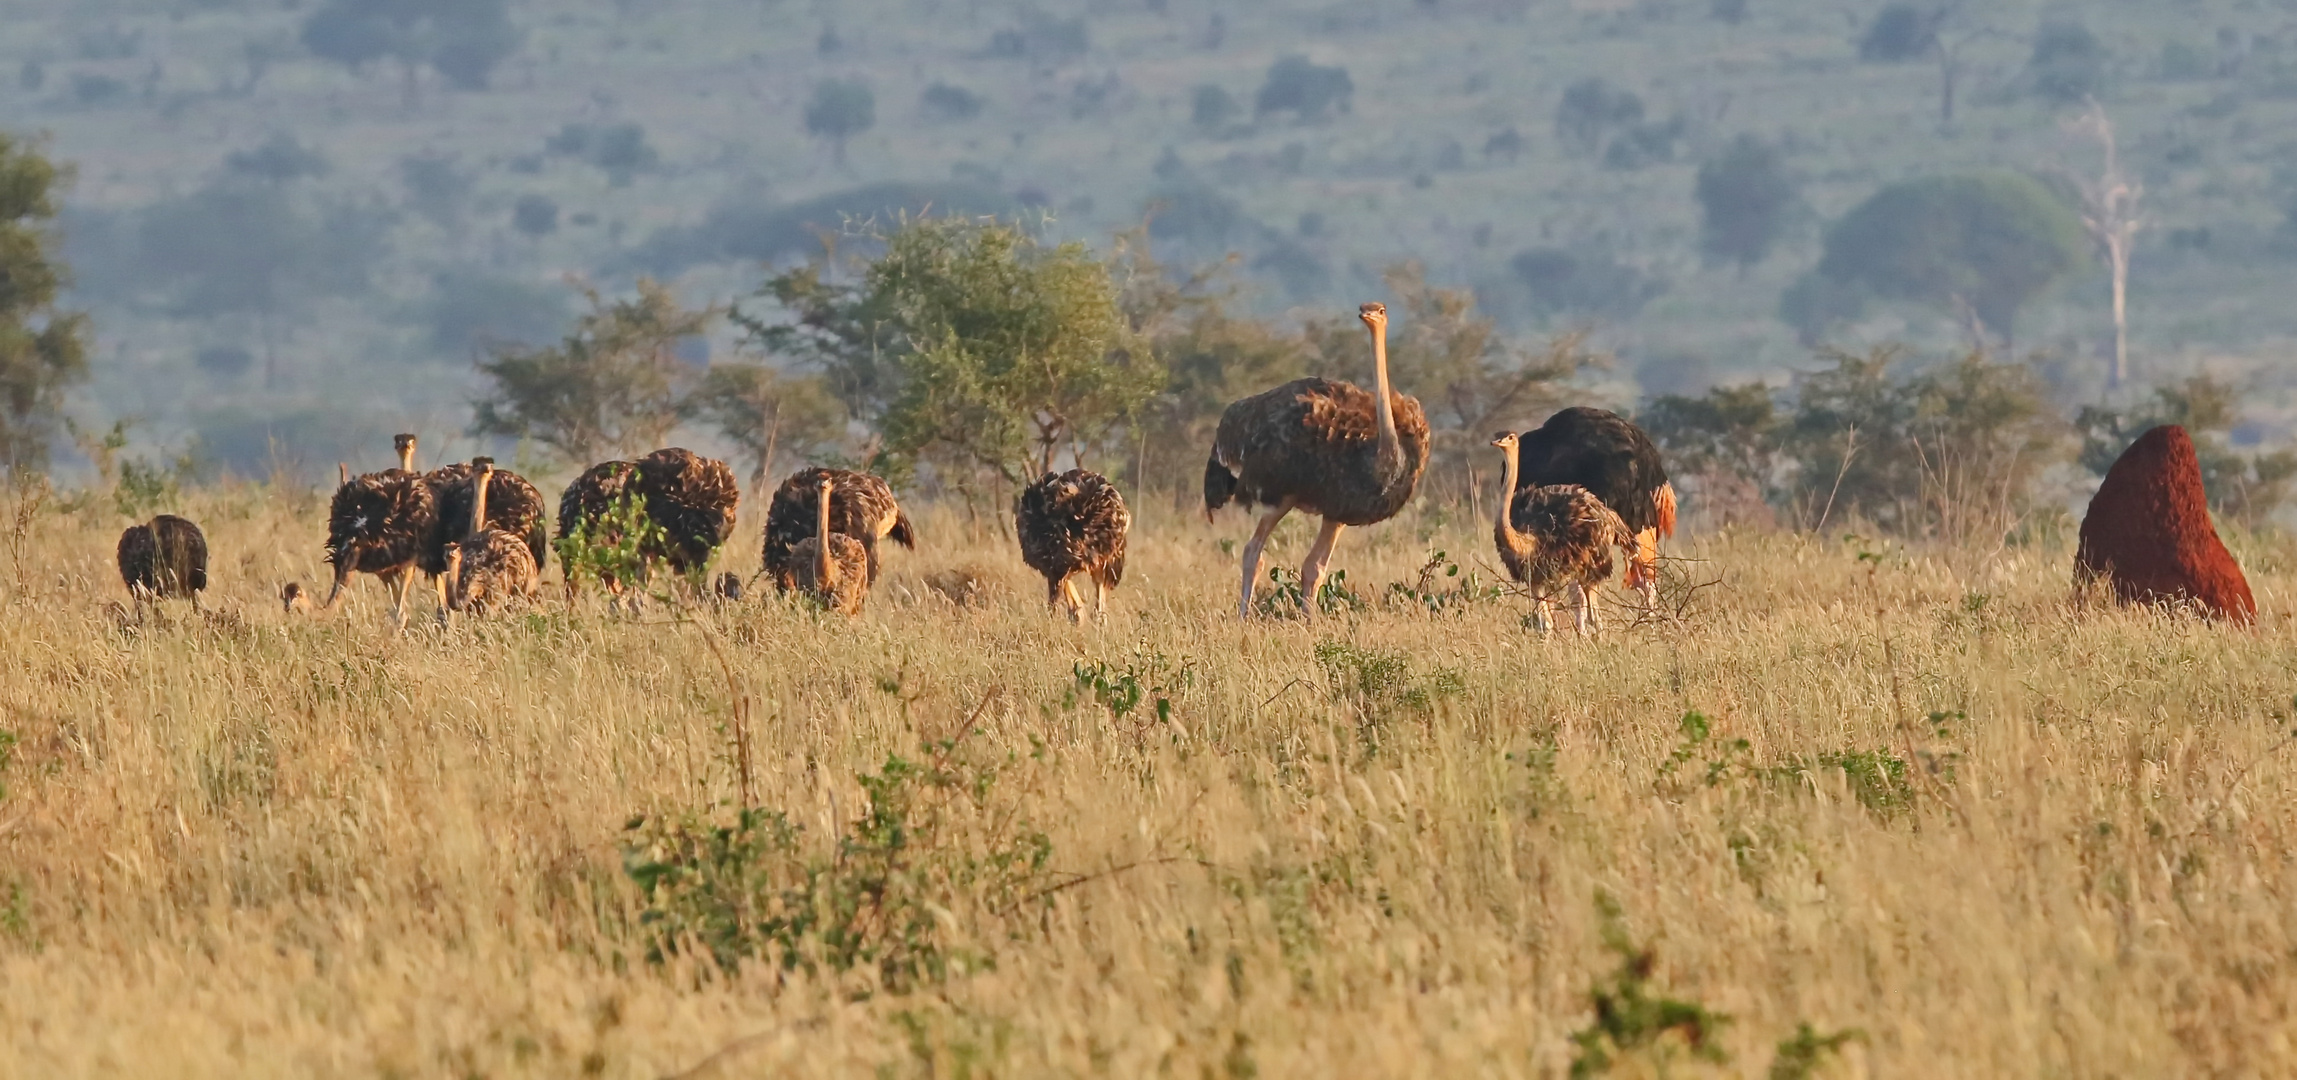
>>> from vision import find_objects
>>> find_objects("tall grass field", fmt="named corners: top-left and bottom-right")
top-left (2, 481), bottom-right (2294, 1077)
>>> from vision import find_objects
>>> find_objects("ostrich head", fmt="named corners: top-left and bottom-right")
top-left (281, 582), bottom-right (310, 614)
top-left (393, 433), bottom-right (417, 462)
top-left (1357, 302), bottom-right (1387, 332)
top-left (1489, 431), bottom-right (1518, 451)
top-left (444, 543), bottom-right (465, 609)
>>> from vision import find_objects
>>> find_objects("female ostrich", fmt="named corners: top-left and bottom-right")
top-left (117, 514), bottom-right (208, 610)
top-left (1512, 407), bottom-right (1676, 607)
top-left (1490, 431), bottom-right (1635, 634)
top-left (445, 461), bottom-right (540, 618)
top-left (764, 467), bottom-right (913, 592)
top-left (1015, 468), bottom-right (1129, 622)
top-left (1203, 302), bottom-right (1430, 618)
top-left (788, 474), bottom-right (870, 615)
top-left (558, 448), bottom-right (741, 593)
top-left (315, 433), bottom-right (436, 626)
top-left (424, 456), bottom-right (548, 591)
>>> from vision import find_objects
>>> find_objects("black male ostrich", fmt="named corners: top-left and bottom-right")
top-left (1203, 302), bottom-right (1430, 618)
top-left (117, 514), bottom-right (207, 611)
top-left (1015, 468), bottom-right (1130, 622)
top-left (1511, 407), bottom-right (1676, 607)
top-left (1490, 431), bottom-right (1635, 634)
top-left (314, 433), bottom-right (436, 626)
top-left (764, 467), bottom-right (913, 592)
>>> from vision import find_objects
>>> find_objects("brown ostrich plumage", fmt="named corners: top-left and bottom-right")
top-left (635, 448), bottom-right (740, 573)
top-left (1511, 407), bottom-right (1676, 605)
top-left (446, 463), bottom-right (541, 617)
top-left (764, 467), bottom-right (913, 591)
top-left (2076, 425), bottom-right (2255, 622)
top-left (556, 459), bottom-right (641, 590)
top-left (323, 465), bottom-right (437, 622)
top-left (788, 476), bottom-right (870, 615)
top-left (1491, 432), bottom-right (1632, 633)
top-left (117, 514), bottom-right (208, 602)
top-left (1015, 469), bottom-right (1129, 621)
top-left (426, 457), bottom-right (548, 577)
top-left (1202, 301), bottom-right (1430, 618)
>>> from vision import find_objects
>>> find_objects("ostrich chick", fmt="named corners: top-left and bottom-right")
top-left (1015, 468), bottom-right (1130, 622)
top-left (1490, 431), bottom-right (1635, 634)
top-left (789, 475), bottom-right (870, 615)
top-left (445, 461), bottom-right (541, 620)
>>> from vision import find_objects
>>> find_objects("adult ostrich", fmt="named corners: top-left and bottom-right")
top-left (445, 461), bottom-right (541, 619)
top-left (1015, 468), bottom-right (1129, 622)
top-left (556, 458), bottom-right (639, 592)
top-left (426, 456), bottom-right (548, 590)
top-left (764, 467), bottom-right (913, 592)
top-left (558, 449), bottom-right (741, 592)
top-left (1490, 431), bottom-right (1635, 634)
top-left (315, 433), bottom-right (436, 626)
top-left (117, 514), bottom-right (208, 610)
top-left (1511, 407), bottom-right (1676, 607)
top-left (1203, 301), bottom-right (1429, 618)
top-left (788, 475), bottom-right (870, 615)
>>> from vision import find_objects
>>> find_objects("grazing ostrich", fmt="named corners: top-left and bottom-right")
top-left (764, 467), bottom-right (913, 592)
top-left (1511, 407), bottom-right (1676, 608)
top-left (1203, 302), bottom-right (1430, 618)
top-left (117, 514), bottom-right (207, 611)
top-left (1015, 468), bottom-right (1130, 622)
top-left (314, 433), bottom-right (437, 626)
top-left (788, 475), bottom-right (870, 615)
top-left (445, 461), bottom-right (541, 619)
top-left (558, 448), bottom-right (741, 595)
top-left (1490, 431), bottom-right (1635, 634)
top-left (556, 458), bottom-right (640, 593)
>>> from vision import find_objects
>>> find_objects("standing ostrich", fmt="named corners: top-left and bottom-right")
top-left (556, 458), bottom-right (640, 592)
top-left (558, 448), bottom-right (741, 594)
top-left (788, 475), bottom-right (870, 615)
top-left (445, 461), bottom-right (541, 619)
top-left (117, 514), bottom-right (208, 611)
top-left (1015, 468), bottom-right (1130, 621)
top-left (424, 455), bottom-right (548, 610)
top-left (1490, 432), bottom-right (1635, 634)
top-left (1511, 407), bottom-right (1676, 607)
top-left (764, 467), bottom-right (913, 592)
top-left (1203, 302), bottom-right (1430, 618)
top-left (313, 433), bottom-right (437, 626)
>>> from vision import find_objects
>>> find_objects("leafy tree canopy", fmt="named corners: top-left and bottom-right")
top-left (1695, 134), bottom-right (1798, 271)
top-left (1255, 56), bottom-right (1352, 122)
top-left (0, 132), bottom-right (89, 472)
top-left (471, 279), bottom-right (718, 463)
top-left (301, 0), bottom-right (521, 91)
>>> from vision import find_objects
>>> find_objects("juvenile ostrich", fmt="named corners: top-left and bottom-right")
top-left (314, 433), bottom-right (436, 626)
top-left (788, 475), bottom-right (870, 615)
top-left (1203, 302), bottom-right (1430, 618)
top-left (558, 448), bottom-right (741, 593)
top-left (1511, 407), bottom-right (1676, 607)
top-left (1015, 468), bottom-right (1129, 621)
top-left (117, 514), bottom-right (208, 611)
top-left (445, 461), bottom-right (541, 619)
top-left (1490, 431), bottom-right (1635, 634)
top-left (764, 467), bottom-right (913, 592)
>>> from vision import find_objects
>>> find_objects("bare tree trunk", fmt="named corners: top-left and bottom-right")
top-left (2069, 99), bottom-right (2142, 391)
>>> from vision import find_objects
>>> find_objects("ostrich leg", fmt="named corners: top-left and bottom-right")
top-left (1298, 519), bottom-right (1347, 619)
top-left (383, 568), bottom-right (411, 629)
top-left (1237, 500), bottom-right (1294, 619)
top-left (1060, 576), bottom-right (1085, 623)
top-left (1091, 574), bottom-right (1107, 623)
top-left (1574, 583), bottom-right (1600, 634)
top-left (1532, 595), bottom-right (1554, 635)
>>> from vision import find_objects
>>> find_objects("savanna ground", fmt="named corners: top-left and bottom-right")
top-left (3, 479), bottom-right (2296, 1077)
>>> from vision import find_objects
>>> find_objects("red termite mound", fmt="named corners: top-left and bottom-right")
top-left (2076, 424), bottom-right (2255, 623)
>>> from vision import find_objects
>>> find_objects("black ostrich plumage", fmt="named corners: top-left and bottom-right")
top-left (1015, 469), bottom-right (1130, 592)
top-left (117, 514), bottom-right (208, 599)
top-left (326, 468), bottom-right (436, 580)
top-left (1511, 407), bottom-right (1675, 538)
top-left (763, 467), bottom-right (913, 588)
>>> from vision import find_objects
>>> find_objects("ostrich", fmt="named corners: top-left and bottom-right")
top-left (1490, 431), bottom-right (1636, 634)
top-left (313, 433), bottom-right (437, 626)
top-left (558, 448), bottom-right (741, 595)
top-left (787, 475), bottom-right (870, 615)
top-left (117, 514), bottom-right (208, 612)
top-left (424, 455), bottom-right (548, 588)
top-left (556, 458), bottom-right (639, 593)
top-left (764, 467), bottom-right (913, 592)
top-left (1015, 468), bottom-right (1129, 622)
top-left (445, 461), bottom-right (541, 619)
top-left (1511, 407), bottom-right (1676, 608)
top-left (1203, 302), bottom-right (1430, 618)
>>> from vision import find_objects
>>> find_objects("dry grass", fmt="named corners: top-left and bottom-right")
top-left (3, 481), bottom-right (2297, 1077)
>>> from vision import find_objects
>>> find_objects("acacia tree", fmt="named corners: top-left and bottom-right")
top-left (682, 362), bottom-right (843, 490)
top-left (1695, 135), bottom-right (1798, 273)
top-left (471, 279), bottom-right (717, 463)
top-left (869, 218), bottom-right (1161, 483)
top-left (804, 79), bottom-right (876, 168)
top-left (0, 133), bottom-right (90, 473)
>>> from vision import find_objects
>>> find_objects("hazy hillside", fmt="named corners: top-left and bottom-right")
top-left (5, 0), bottom-right (2295, 473)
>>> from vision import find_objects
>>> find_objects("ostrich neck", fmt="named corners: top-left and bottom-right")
top-left (1370, 323), bottom-right (1401, 472)
top-left (817, 487), bottom-right (834, 586)
top-left (470, 472), bottom-right (491, 537)
top-left (398, 445), bottom-right (415, 471)
top-left (1495, 445), bottom-right (1531, 557)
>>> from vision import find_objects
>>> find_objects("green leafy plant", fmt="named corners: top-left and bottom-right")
top-left (622, 733), bottom-right (1054, 993)
top-left (1314, 638), bottom-right (1464, 752)
top-left (554, 490), bottom-right (675, 597)
top-left (1258, 566), bottom-right (1366, 617)
top-left (1569, 892), bottom-right (1732, 1077)
top-left (1386, 549), bottom-right (1507, 614)
top-left (1068, 649), bottom-right (1195, 727)
top-left (1769, 1021), bottom-right (1864, 1080)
